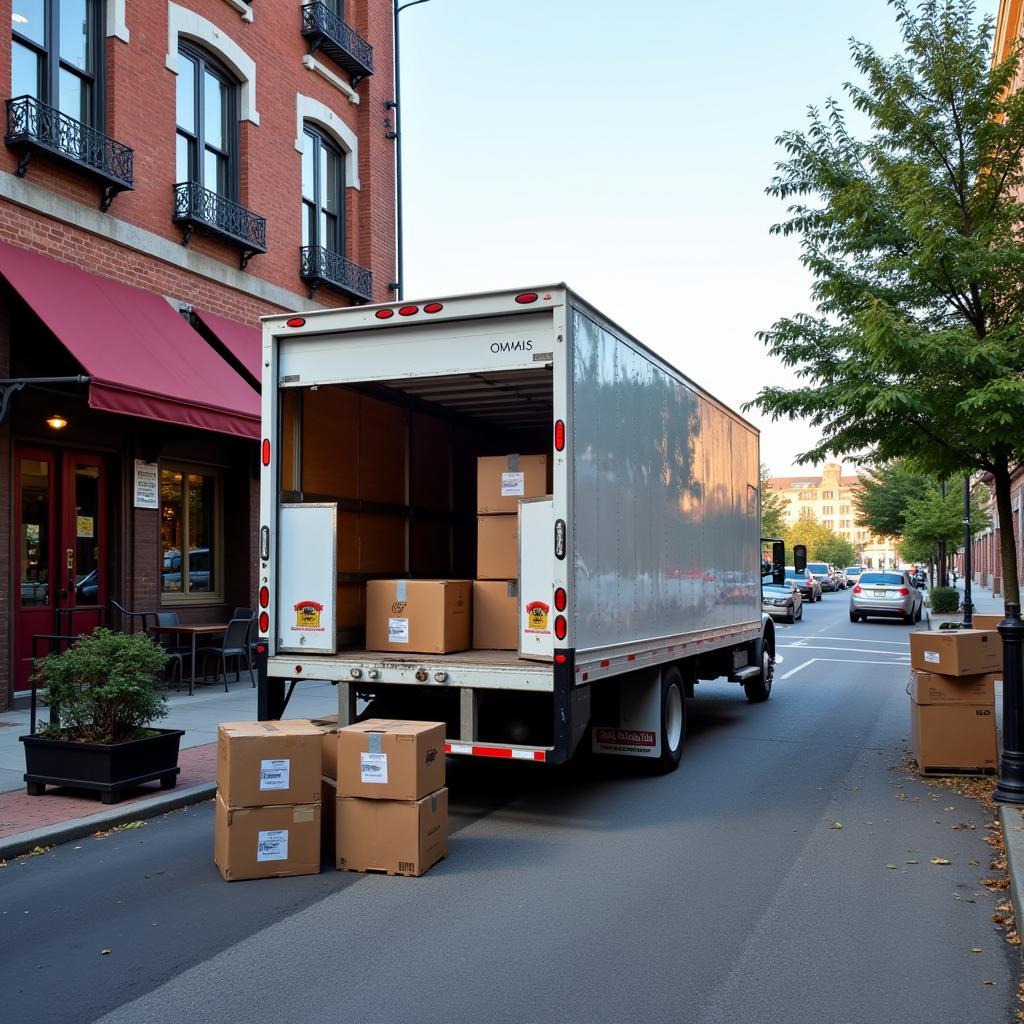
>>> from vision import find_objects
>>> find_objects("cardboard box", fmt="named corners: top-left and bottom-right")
top-left (214, 794), bottom-right (321, 881)
top-left (972, 614), bottom-right (1002, 632)
top-left (477, 454), bottom-right (550, 515)
top-left (338, 718), bottom-right (446, 800)
top-left (322, 776), bottom-right (336, 859)
top-left (311, 715), bottom-right (339, 780)
top-left (477, 515), bottom-right (518, 579)
top-left (217, 721), bottom-right (322, 809)
top-left (909, 671), bottom-right (996, 705)
top-left (365, 579), bottom-right (472, 654)
top-left (336, 789), bottom-right (448, 877)
top-left (473, 580), bottom-right (520, 650)
top-left (909, 629), bottom-right (1002, 676)
top-left (911, 702), bottom-right (997, 773)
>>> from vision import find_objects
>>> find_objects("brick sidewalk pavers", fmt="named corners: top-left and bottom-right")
top-left (0, 742), bottom-right (216, 842)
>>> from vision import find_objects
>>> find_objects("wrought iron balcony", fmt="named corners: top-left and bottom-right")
top-left (5, 96), bottom-right (134, 211)
top-left (300, 245), bottom-right (373, 302)
top-left (173, 182), bottom-right (267, 269)
top-left (301, 3), bottom-right (374, 85)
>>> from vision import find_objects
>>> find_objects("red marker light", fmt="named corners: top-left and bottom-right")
top-left (898, 587), bottom-right (910, 596)
top-left (286, 317), bottom-right (306, 328)
top-left (554, 420), bottom-right (565, 451)
top-left (515, 292), bottom-right (538, 304)
top-left (375, 308), bottom-right (395, 319)
top-left (399, 305), bottom-right (419, 316)
top-left (255, 643), bottom-right (266, 655)
top-left (261, 439), bottom-right (271, 466)
top-left (554, 587), bottom-right (567, 612)
top-left (259, 611), bottom-right (269, 632)
top-left (259, 586), bottom-right (269, 608)
top-left (554, 653), bottom-right (567, 664)
top-left (424, 302), bottom-right (443, 314)
top-left (852, 585), bottom-right (862, 595)
top-left (554, 615), bottom-right (567, 640)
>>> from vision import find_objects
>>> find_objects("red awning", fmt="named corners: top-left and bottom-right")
top-left (193, 307), bottom-right (262, 386)
top-left (0, 240), bottom-right (260, 438)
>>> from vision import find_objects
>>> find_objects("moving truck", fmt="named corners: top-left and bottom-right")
top-left (256, 286), bottom-right (776, 772)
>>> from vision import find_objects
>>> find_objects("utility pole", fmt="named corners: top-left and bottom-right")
top-left (961, 474), bottom-right (973, 627)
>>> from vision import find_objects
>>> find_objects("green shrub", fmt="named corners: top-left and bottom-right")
top-left (929, 586), bottom-right (959, 614)
top-left (30, 628), bottom-right (169, 744)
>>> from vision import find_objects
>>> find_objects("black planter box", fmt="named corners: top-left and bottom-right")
top-left (21, 728), bottom-right (184, 804)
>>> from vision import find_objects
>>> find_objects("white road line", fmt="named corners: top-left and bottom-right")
top-left (781, 658), bottom-right (816, 680)
top-left (798, 635), bottom-right (910, 646)
top-left (777, 643), bottom-right (910, 658)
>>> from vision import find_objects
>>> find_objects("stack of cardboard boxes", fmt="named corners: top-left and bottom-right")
top-left (908, 630), bottom-right (1001, 774)
top-left (214, 720), bottom-right (324, 881)
top-left (473, 454), bottom-right (549, 651)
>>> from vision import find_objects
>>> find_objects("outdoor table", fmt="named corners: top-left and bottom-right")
top-left (153, 623), bottom-right (228, 695)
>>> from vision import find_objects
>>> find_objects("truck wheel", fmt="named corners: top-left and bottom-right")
top-left (744, 635), bottom-right (774, 704)
top-left (655, 666), bottom-right (686, 774)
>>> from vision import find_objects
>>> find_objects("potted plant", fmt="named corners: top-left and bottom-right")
top-left (21, 628), bottom-right (183, 804)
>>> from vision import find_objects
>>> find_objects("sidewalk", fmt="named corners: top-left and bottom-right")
top-left (0, 677), bottom-right (339, 858)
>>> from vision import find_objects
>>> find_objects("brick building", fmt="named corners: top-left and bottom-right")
top-left (0, 1), bottom-right (396, 707)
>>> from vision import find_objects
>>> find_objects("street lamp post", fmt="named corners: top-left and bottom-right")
top-left (994, 604), bottom-right (1024, 803)
top-left (961, 474), bottom-right (974, 627)
top-left (387, 0), bottom-right (431, 301)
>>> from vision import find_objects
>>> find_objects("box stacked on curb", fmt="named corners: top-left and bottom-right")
top-left (335, 719), bottom-right (448, 877)
top-left (971, 614), bottom-right (1002, 632)
top-left (311, 714), bottom-right (339, 780)
top-left (909, 629), bottom-right (1002, 676)
top-left (365, 579), bottom-right (472, 654)
top-left (909, 671), bottom-right (997, 773)
top-left (214, 721), bottom-right (323, 881)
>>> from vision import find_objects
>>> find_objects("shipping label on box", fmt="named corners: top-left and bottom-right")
top-left (214, 795), bottom-right (321, 881)
top-left (338, 719), bottom-right (445, 800)
top-left (477, 515), bottom-right (518, 580)
top-left (365, 579), bottom-right (472, 654)
top-left (477, 454), bottom-right (550, 514)
top-left (909, 629), bottom-right (1002, 677)
top-left (217, 721), bottom-right (323, 808)
top-left (336, 789), bottom-right (448, 877)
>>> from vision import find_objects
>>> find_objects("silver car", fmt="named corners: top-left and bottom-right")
top-left (762, 581), bottom-right (803, 623)
top-left (849, 570), bottom-right (923, 624)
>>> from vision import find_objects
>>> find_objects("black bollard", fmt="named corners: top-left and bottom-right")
top-left (994, 603), bottom-right (1024, 803)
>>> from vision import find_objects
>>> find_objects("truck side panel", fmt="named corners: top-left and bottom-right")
top-left (570, 308), bottom-right (760, 655)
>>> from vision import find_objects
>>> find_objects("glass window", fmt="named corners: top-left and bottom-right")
top-left (301, 124), bottom-right (345, 255)
top-left (175, 44), bottom-right (237, 198)
top-left (822, 491), bottom-right (834, 499)
top-left (160, 465), bottom-right (221, 600)
top-left (11, 0), bottom-right (100, 126)
top-left (19, 458), bottom-right (50, 607)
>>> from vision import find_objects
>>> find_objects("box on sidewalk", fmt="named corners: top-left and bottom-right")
top-left (477, 515), bottom-right (518, 579)
top-left (971, 614), bottom-right (1002, 631)
top-left (365, 579), bottom-right (472, 654)
top-left (909, 629), bottom-right (1002, 676)
top-left (214, 794), bottom-right (321, 881)
top-left (338, 718), bottom-right (445, 800)
top-left (473, 580), bottom-right (519, 650)
top-left (909, 671), bottom-right (996, 705)
top-left (336, 789), bottom-right (448, 877)
top-left (477, 454), bottom-right (550, 514)
top-left (217, 721), bottom-right (322, 808)
top-left (311, 715), bottom-right (339, 780)
top-left (910, 702), bottom-right (997, 773)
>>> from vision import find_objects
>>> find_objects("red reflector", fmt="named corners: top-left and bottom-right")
top-left (424, 302), bottom-right (443, 314)
top-left (515, 292), bottom-right (538, 304)
top-left (259, 611), bottom-right (269, 632)
top-left (554, 419), bottom-right (565, 451)
top-left (852, 585), bottom-right (861, 595)
top-left (261, 439), bottom-right (271, 466)
top-left (286, 317), bottom-right (305, 328)
top-left (554, 653), bottom-right (567, 664)
top-left (554, 587), bottom-right (567, 611)
top-left (555, 615), bottom-right (567, 640)
top-left (259, 586), bottom-right (269, 608)
top-left (399, 305), bottom-right (419, 316)
top-left (375, 308), bottom-right (394, 319)
top-left (255, 643), bottom-right (266, 654)
top-left (295, 665), bottom-right (302, 674)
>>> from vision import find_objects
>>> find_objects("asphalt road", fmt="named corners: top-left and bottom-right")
top-left (1, 591), bottom-right (1018, 1023)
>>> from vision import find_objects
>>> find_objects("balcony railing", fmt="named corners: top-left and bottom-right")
top-left (300, 245), bottom-right (373, 302)
top-left (5, 96), bottom-right (134, 211)
top-left (300, 3), bottom-right (374, 84)
top-left (173, 182), bottom-right (267, 269)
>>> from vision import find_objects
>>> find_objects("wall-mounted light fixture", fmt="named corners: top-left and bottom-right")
top-left (46, 414), bottom-right (68, 430)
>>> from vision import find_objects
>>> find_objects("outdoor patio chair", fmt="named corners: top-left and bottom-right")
top-left (151, 611), bottom-right (192, 691)
top-left (196, 616), bottom-right (255, 691)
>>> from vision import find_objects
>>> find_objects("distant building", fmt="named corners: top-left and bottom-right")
top-left (765, 463), bottom-right (897, 568)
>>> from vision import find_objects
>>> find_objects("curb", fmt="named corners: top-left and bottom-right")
top-left (1000, 803), bottom-right (1024, 963)
top-left (0, 781), bottom-right (216, 860)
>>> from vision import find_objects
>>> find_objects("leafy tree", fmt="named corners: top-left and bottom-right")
top-left (782, 515), bottom-right (855, 566)
top-left (816, 534), bottom-right (857, 569)
top-left (902, 486), bottom-right (991, 575)
top-left (746, 0), bottom-right (1024, 605)
top-left (853, 461), bottom-right (933, 539)
top-left (760, 463), bottom-right (790, 538)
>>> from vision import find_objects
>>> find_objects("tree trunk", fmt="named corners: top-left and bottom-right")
top-left (992, 456), bottom-right (1020, 608)
top-left (937, 541), bottom-right (947, 587)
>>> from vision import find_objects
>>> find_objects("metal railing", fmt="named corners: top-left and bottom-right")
top-left (173, 181), bottom-right (267, 268)
top-left (5, 95), bottom-right (134, 209)
top-left (300, 245), bottom-right (373, 302)
top-left (300, 2), bottom-right (374, 81)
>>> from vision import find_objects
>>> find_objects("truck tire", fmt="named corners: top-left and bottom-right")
top-left (655, 666), bottom-right (686, 774)
top-left (744, 632), bottom-right (774, 704)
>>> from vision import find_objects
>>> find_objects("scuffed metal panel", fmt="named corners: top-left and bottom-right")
top-left (571, 311), bottom-right (759, 653)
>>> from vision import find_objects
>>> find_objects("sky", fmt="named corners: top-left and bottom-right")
top-left (396, 0), bottom-right (981, 476)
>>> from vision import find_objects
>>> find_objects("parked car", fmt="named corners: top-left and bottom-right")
top-left (806, 562), bottom-right (836, 592)
top-left (762, 581), bottom-right (803, 623)
top-left (785, 566), bottom-right (822, 603)
top-left (844, 565), bottom-right (866, 587)
top-left (849, 570), bottom-right (924, 623)
top-left (830, 566), bottom-right (847, 590)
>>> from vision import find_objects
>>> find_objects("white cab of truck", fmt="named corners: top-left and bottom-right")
top-left (256, 286), bottom-right (776, 772)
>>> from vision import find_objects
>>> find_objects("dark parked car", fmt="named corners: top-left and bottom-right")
top-left (762, 582), bottom-right (803, 623)
top-left (785, 567), bottom-right (821, 603)
top-left (807, 562), bottom-right (836, 593)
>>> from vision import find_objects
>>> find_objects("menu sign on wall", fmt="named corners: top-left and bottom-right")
top-left (134, 460), bottom-right (159, 509)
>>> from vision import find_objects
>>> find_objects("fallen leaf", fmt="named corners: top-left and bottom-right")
top-left (885, 864), bottom-right (897, 870)
top-left (994, 915), bottom-right (1007, 924)
top-left (897, 794), bottom-right (908, 801)
top-left (984, 980), bottom-right (996, 986)
top-left (830, 821), bottom-right (843, 830)
top-left (971, 947), bottom-right (983, 953)
top-left (906, 860), bottom-right (919, 865)
top-left (100, 949), bottom-right (111, 956)
top-left (931, 858), bottom-right (952, 865)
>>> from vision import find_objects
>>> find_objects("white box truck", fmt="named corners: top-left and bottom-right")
top-left (255, 286), bottom-right (776, 772)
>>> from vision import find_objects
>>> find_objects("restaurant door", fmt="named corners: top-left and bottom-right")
top-left (13, 447), bottom-right (107, 690)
